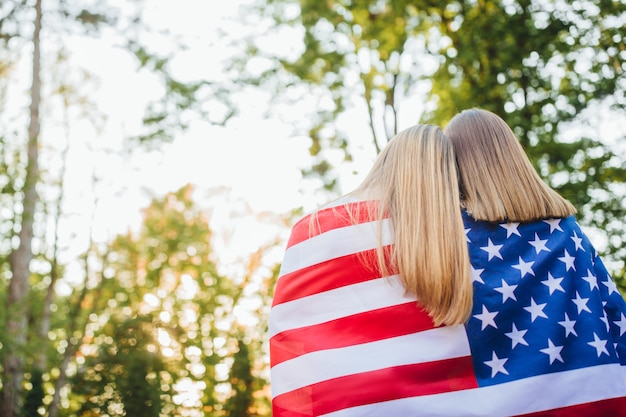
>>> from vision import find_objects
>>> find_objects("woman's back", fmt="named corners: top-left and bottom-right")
top-left (270, 199), bottom-right (475, 416)
top-left (462, 212), bottom-right (626, 416)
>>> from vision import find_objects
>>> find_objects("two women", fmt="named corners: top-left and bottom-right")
top-left (270, 109), bottom-right (626, 416)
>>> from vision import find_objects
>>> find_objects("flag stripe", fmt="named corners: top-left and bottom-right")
top-left (272, 247), bottom-right (392, 307)
top-left (319, 364), bottom-right (626, 417)
top-left (278, 218), bottom-right (393, 278)
top-left (270, 302), bottom-right (436, 367)
top-left (269, 276), bottom-right (413, 338)
top-left (273, 357), bottom-right (478, 416)
top-left (271, 325), bottom-right (471, 397)
top-left (286, 200), bottom-right (382, 248)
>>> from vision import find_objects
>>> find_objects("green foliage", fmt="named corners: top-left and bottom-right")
top-left (0, 162), bottom-right (275, 414)
top-left (63, 185), bottom-right (271, 415)
top-left (0, 0), bottom-right (28, 42)
top-left (74, 9), bottom-right (113, 28)
top-left (1, 1), bottom-right (276, 415)
top-left (243, 0), bottom-right (441, 190)
top-left (125, 36), bottom-right (236, 146)
top-left (72, 316), bottom-right (164, 417)
top-left (23, 369), bottom-right (44, 417)
top-left (127, 43), bottom-right (223, 146)
top-left (224, 339), bottom-right (254, 417)
top-left (0, 134), bottom-right (20, 289)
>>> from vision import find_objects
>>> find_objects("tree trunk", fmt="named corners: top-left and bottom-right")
top-left (2, 0), bottom-right (42, 415)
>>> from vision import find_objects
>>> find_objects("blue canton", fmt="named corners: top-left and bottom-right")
top-left (463, 212), bottom-right (626, 387)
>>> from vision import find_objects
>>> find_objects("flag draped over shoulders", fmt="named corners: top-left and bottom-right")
top-left (269, 199), bottom-right (626, 417)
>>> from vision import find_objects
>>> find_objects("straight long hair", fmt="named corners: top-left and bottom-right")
top-left (444, 108), bottom-right (576, 222)
top-left (350, 124), bottom-right (472, 326)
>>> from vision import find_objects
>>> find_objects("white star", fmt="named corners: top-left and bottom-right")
top-left (543, 218), bottom-right (563, 233)
top-left (512, 256), bottom-right (535, 278)
top-left (524, 298), bottom-right (548, 322)
top-left (529, 233), bottom-right (550, 254)
top-left (505, 323), bottom-right (528, 348)
top-left (541, 272), bottom-right (564, 295)
top-left (495, 279), bottom-right (518, 302)
top-left (558, 313), bottom-right (578, 337)
top-left (614, 313), bottom-right (626, 336)
top-left (582, 269), bottom-right (598, 291)
top-left (540, 339), bottom-right (564, 364)
top-left (571, 231), bottom-right (584, 251)
top-left (603, 278), bottom-right (619, 295)
top-left (572, 291), bottom-right (591, 314)
top-left (484, 351), bottom-right (509, 377)
top-left (471, 266), bottom-right (485, 284)
top-left (558, 249), bottom-right (576, 271)
top-left (481, 239), bottom-right (503, 261)
top-left (465, 228), bottom-right (471, 242)
top-left (474, 305), bottom-right (498, 330)
top-left (587, 333), bottom-right (609, 357)
top-left (500, 222), bottom-right (521, 238)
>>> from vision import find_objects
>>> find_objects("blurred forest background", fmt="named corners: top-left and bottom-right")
top-left (0, 0), bottom-right (625, 416)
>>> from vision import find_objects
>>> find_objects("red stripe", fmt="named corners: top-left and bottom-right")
top-left (287, 201), bottom-right (383, 248)
top-left (272, 357), bottom-right (478, 416)
top-left (516, 396), bottom-right (626, 417)
top-left (273, 246), bottom-right (394, 306)
top-left (270, 302), bottom-right (435, 367)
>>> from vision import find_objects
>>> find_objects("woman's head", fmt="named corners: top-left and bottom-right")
top-left (444, 108), bottom-right (576, 222)
top-left (354, 124), bottom-right (472, 326)
top-left (356, 124), bottom-right (457, 203)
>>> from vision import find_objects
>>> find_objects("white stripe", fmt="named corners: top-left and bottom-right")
top-left (321, 364), bottom-right (626, 417)
top-left (278, 218), bottom-right (393, 277)
top-left (269, 275), bottom-right (412, 337)
top-left (270, 324), bottom-right (470, 397)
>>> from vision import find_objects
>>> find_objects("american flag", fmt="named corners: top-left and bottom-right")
top-left (269, 199), bottom-right (626, 416)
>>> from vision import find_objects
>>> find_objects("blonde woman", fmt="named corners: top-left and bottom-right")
top-left (444, 108), bottom-right (626, 416)
top-left (269, 124), bottom-right (474, 416)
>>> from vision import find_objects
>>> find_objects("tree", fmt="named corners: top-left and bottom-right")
top-left (242, 0), bottom-right (626, 281)
top-left (0, 0), bottom-right (243, 414)
top-left (224, 338), bottom-right (255, 417)
top-left (3, 0), bottom-right (42, 414)
top-left (72, 316), bottom-right (164, 417)
top-left (69, 186), bottom-right (275, 415)
top-left (0, 0), bottom-right (117, 411)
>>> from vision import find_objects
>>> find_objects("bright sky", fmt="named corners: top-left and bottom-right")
top-left (39, 0), bottom-right (333, 268)
top-left (67, 0), bottom-right (391, 264)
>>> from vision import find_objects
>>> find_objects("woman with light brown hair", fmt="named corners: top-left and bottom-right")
top-left (269, 124), bottom-right (474, 416)
top-left (443, 108), bottom-right (626, 416)
top-left (444, 108), bottom-right (576, 222)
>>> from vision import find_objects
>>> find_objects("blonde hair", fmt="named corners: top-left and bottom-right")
top-left (444, 108), bottom-right (576, 222)
top-left (350, 124), bottom-right (472, 326)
